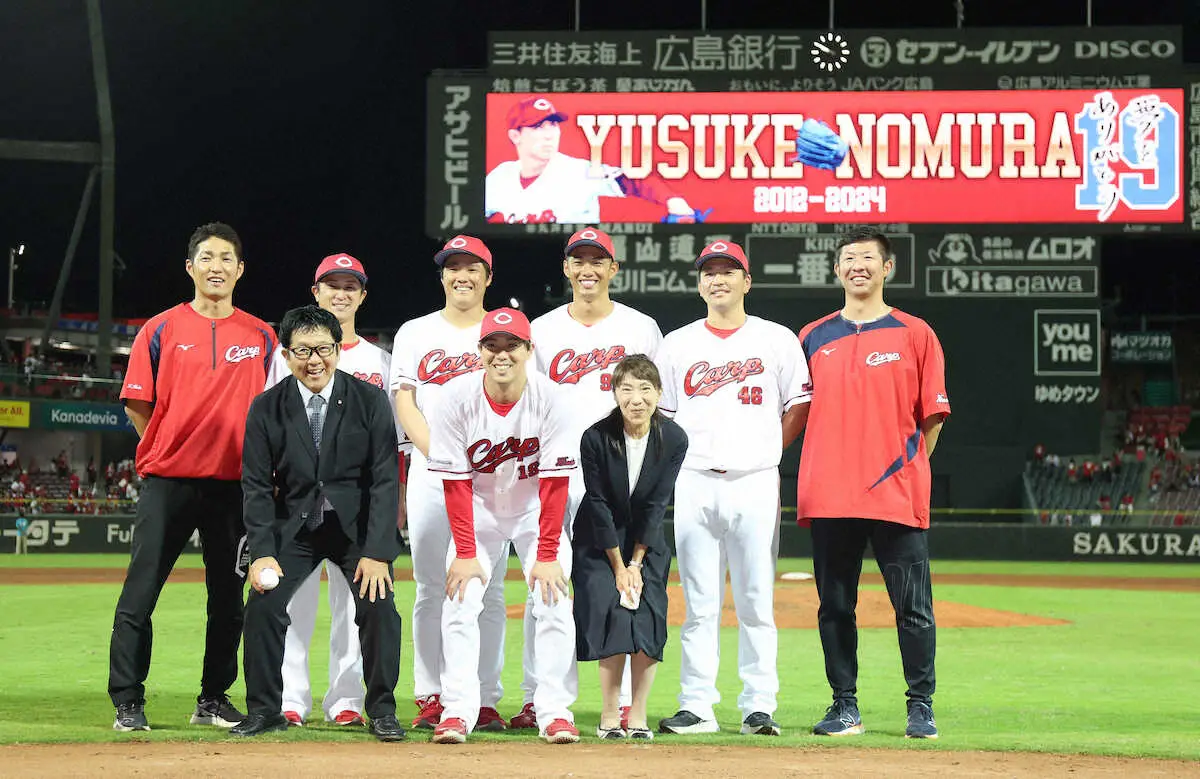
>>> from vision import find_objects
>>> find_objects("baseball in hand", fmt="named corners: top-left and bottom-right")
top-left (259, 568), bottom-right (279, 591)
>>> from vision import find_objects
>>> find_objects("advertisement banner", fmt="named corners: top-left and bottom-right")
top-left (589, 227), bottom-right (1101, 298)
top-left (0, 401), bottom-right (31, 429)
top-left (483, 89), bottom-right (1185, 226)
top-left (0, 517), bottom-right (200, 554)
top-left (488, 28), bottom-right (1183, 78)
top-left (1033, 310), bottom-right (1103, 377)
top-left (1110, 331), bottom-right (1174, 363)
top-left (38, 402), bottom-right (134, 432)
top-left (426, 73), bottom-right (489, 239)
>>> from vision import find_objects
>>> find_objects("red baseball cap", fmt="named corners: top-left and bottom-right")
top-left (314, 253), bottom-right (367, 286)
top-left (479, 307), bottom-right (532, 342)
top-left (565, 227), bottom-right (616, 260)
top-left (506, 96), bottom-right (568, 130)
top-left (434, 235), bottom-right (493, 268)
top-left (695, 240), bottom-right (750, 273)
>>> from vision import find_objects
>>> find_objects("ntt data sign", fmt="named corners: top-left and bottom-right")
top-left (38, 402), bottom-right (134, 432)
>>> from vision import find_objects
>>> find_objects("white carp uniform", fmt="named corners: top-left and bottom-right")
top-left (485, 153), bottom-right (624, 224)
top-left (388, 311), bottom-right (509, 707)
top-left (269, 338), bottom-right (391, 721)
top-left (522, 301), bottom-right (662, 707)
top-left (531, 302), bottom-right (664, 520)
top-left (655, 316), bottom-right (811, 722)
top-left (428, 371), bottom-right (579, 733)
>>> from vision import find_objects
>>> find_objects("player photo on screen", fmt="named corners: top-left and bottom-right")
top-left (482, 90), bottom-right (1185, 226)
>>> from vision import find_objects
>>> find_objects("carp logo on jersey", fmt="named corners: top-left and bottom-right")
top-left (467, 436), bottom-right (540, 474)
top-left (417, 350), bottom-right (483, 385)
top-left (548, 345), bottom-right (627, 385)
top-left (354, 372), bottom-right (385, 389)
top-left (683, 359), bottom-right (766, 397)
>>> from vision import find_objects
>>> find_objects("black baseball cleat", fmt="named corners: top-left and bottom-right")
top-left (905, 701), bottom-right (938, 739)
top-left (369, 714), bottom-right (407, 742)
top-left (740, 711), bottom-right (781, 736)
top-left (190, 694), bottom-right (246, 727)
top-left (113, 702), bottom-right (150, 732)
top-left (230, 713), bottom-right (290, 737)
top-left (658, 710), bottom-right (720, 734)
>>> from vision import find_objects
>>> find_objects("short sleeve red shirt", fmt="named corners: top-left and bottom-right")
top-left (121, 303), bottom-right (276, 480)
top-left (795, 309), bottom-right (951, 529)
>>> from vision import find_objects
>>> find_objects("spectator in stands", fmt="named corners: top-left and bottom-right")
top-left (105, 461), bottom-right (115, 481)
top-left (1066, 459), bottom-right (1077, 482)
top-left (1081, 459), bottom-right (1096, 482)
top-left (1136, 446), bottom-right (1147, 463)
top-left (1123, 427), bottom-right (1135, 449)
top-left (1100, 460), bottom-right (1113, 483)
top-left (1033, 443), bottom-right (1046, 466)
top-left (1119, 494), bottom-right (1135, 517)
top-left (1046, 453), bottom-right (1061, 470)
top-left (87, 458), bottom-right (97, 486)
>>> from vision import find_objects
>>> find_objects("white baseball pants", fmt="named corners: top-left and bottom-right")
top-left (673, 467), bottom-right (781, 720)
top-left (519, 484), bottom-right (632, 707)
top-left (280, 561), bottom-right (362, 719)
top-left (442, 508), bottom-right (578, 733)
top-left (408, 461), bottom-right (508, 705)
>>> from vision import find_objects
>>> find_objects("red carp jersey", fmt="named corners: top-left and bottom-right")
top-left (121, 303), bottom-right (275, 480)
top-left (796, 309), bottom-right (951, 529)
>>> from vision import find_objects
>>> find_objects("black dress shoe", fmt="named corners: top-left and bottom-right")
top-left (369, 714), bottom-right (406, 742)
top-left (230, 713), bottom-right (289, 737)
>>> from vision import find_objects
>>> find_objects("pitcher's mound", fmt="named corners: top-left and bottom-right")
top-left (507, 583), bottom-right (1068, 629)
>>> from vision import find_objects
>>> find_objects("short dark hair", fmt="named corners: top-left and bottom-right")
top-left (279, 305), bottom-right (342, 350)
top-left (611, 354), bottom-right (662, 392)
top-left (188, 222), bottom-right (244, 261)
top-left (834, 225), bottom-right (892, 261)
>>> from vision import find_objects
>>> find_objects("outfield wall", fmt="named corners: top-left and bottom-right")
top-left (2, 515), bottom-right (1197, 562)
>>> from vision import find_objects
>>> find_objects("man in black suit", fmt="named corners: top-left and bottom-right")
top-left (232, 305), bottom-right (405, 741)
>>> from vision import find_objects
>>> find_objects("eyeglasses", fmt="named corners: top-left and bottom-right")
top-left (287, 344), bottom-right (338, 360)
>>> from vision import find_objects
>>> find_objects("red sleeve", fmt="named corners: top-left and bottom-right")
top-left (121, 320), bottom-right (159, 403)
top-left (536, 476), bottom-right (570, 562)
top-left (443, 479), bottom-right (475, 558)
top-left (617, 172), bottom-right (680, 204)
top-left (917, 322), bottom-right (951, 422)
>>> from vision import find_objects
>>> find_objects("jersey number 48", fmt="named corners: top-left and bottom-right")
top-left (738, 386), bottom-right (763, 405)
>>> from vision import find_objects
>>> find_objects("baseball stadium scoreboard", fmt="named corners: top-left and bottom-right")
top-left (425, 26), bottom-right (1197, 507)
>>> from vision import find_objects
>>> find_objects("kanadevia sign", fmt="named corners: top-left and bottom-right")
top-left (39, 402), bottom-right (135, 432)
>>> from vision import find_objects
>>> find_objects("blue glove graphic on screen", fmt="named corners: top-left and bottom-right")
top-left (794, 119), bottom-right (849, 170)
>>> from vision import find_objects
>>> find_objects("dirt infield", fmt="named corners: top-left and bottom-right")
top-left (3, 741), bottom-right (1197, 778)
top-left (503, 583), bottom-right (1068, 630)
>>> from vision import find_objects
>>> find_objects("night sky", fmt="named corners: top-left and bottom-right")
top-left (0, 0), bottom-right (1196, 331)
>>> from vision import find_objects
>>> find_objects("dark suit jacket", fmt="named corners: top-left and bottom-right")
top-left (575, 409), bottom-right (688, 554)
top-left (241, 370), bottom-right (400, 562)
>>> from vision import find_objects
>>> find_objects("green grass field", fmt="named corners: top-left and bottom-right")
top-left (0, 555), bottom-right (1197, 760)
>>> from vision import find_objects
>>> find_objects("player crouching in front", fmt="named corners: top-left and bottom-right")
top-left (428, 308), bottom-right (580, 745)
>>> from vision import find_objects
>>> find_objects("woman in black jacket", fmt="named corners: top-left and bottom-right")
top-left (572, 354), bottom-right (688, 740)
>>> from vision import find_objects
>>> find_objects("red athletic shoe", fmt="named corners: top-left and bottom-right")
top-left (619, 705), bottom-right (631, 731)
top-left (412, 694), bottom-right (443, 729)
top-left (432, 717), bottom-right (468, 744)
top-left (283, 710), bottom-right (303, 727)
top-left (542, 718), bottom-right (580, 744)
top-left (333, 709), bottom-right (365, 726)
top-left (509, 702), bottom-right (537, 730)
top-left (476, 706), bottom-right (507, 732)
